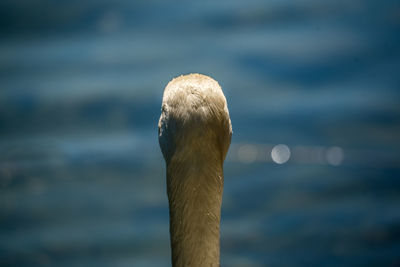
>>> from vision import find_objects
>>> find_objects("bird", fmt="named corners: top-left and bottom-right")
top-left (158, 73), bottom-right (232, 267)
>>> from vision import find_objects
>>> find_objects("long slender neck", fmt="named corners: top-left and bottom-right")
top-left (159, 73), bottom-right (232, 266)
top-left (167, 158), bottom-right (223, 267)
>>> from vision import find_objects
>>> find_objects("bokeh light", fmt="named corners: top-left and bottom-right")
top-left (326, 146), bottom-right (344, 166)
top-left (237, 144), bottom-right (258, 164)
top-left (271, 144), bottom-right (291, 164)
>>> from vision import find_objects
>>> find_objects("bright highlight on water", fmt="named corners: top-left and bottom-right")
top-left (271, 144), bottom-right (291, 164)
top-left (230, 143), bottom-right (346, 166)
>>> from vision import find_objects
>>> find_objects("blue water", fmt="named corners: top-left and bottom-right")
top-left (1, 1), bottom-right (400, 266)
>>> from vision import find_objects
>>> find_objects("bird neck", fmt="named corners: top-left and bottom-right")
top-left (167, 159), bottom-right (223, 267)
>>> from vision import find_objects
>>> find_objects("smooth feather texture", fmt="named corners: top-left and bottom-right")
top-left (159, 74), bottom-right (232, 267)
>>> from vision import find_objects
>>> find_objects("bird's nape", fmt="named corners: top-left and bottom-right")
top-left (158, 73), bottom-right (231, 267)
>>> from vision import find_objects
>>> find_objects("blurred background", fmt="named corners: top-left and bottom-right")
top-left (1, 0), bottom-right (400, 266)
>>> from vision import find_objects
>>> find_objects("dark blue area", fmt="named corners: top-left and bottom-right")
top-left (0, 0), bottom-right (399, 266)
